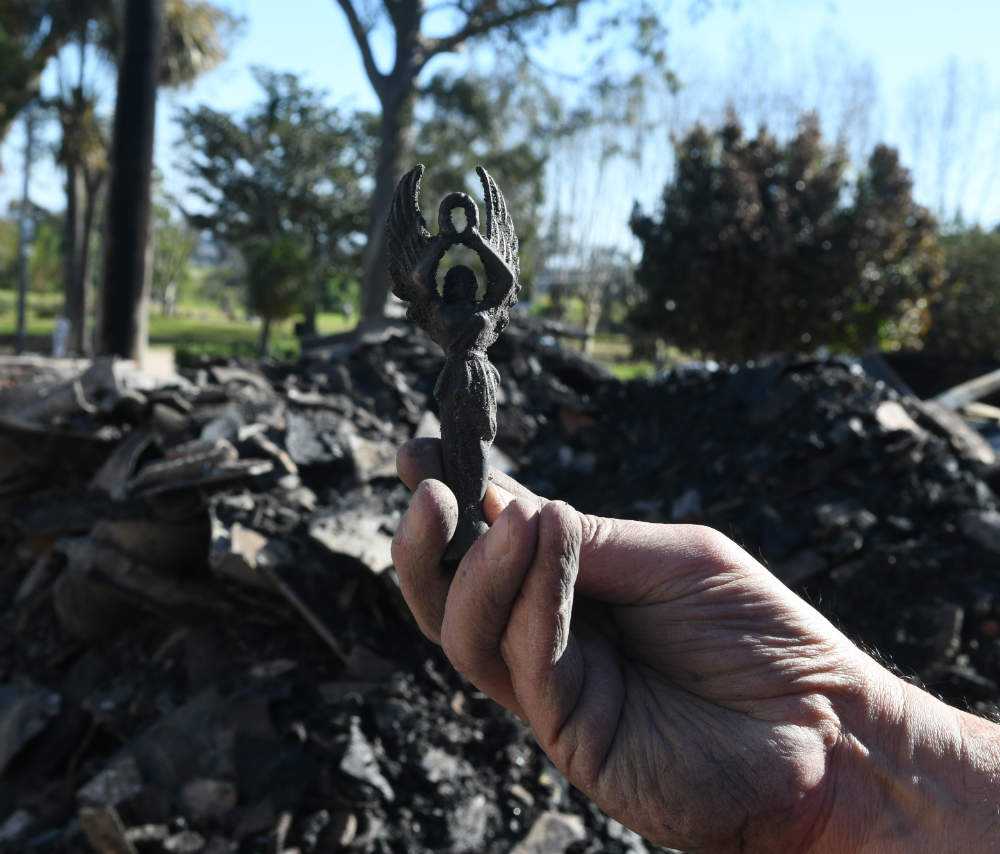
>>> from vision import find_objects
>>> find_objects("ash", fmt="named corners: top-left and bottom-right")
top-left (0, 318), bottom-right (997, 854)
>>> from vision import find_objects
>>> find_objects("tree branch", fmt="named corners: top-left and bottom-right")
top-left (426, 0), bottom-right (584, 58)
top-left (334, 0), bottom-right (387, 97)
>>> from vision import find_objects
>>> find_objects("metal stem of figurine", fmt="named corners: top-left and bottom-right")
top-left (386, 165), bottom-right (520, 565)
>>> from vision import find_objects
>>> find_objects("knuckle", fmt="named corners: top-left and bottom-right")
top-left (690, 524), bottom-right (736, 558)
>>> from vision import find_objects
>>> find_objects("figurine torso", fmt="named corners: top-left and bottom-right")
top-left (416, 301), bottom-right (497, 356)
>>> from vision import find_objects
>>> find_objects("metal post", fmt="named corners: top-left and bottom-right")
top-left (15, 102), bottom-right (35, 356)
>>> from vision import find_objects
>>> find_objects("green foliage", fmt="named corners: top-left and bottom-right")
top-left (414, 63), bottom-right (558, 293)
top-left (0, 1), bottom-right (103, 140)
top-left (179, 67), bottom-right (374, 317)
top-left (318, 274), bottom-right (359, 315)
top-left (29, 216), bottom-right (63, 295)
top-left (0, 0), bottom-right (234, 144)
top-left (152, 199), bottom-right (197, 313)
top-left (90, 0), bottom-right (240, 88)
top-left (174, 339), bottom-right (297, 368)
top-left (243, 234), bottom-right (310, 324)
top-left (630, 115), bottom-right (942, 361)
top-left (921, 226), bottom-right (1000, 359)
top-left (0, 218), bottom-right (18, 289)
top-left (159, 0), bottom-right (241, 87)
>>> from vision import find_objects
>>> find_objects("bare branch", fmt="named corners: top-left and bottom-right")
top-left (334, 0), bottom-right (387, 96)
top-left (426, 0), bottom-right (584, 58)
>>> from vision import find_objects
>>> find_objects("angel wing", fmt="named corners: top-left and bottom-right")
top-left (386, 164), bottom-right (432, 304)
top-left (476, 166), bottom-right (520, 312)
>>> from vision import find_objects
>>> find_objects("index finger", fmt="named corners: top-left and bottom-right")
top-left (396, 437), bottom-right (546, 517)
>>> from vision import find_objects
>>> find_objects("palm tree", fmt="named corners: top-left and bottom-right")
top-left (51, 28), bottom-right (108, 355)
top-left (96, 0), bottom-right (238, 357)
top-left (0, 0), bottom-right (105, 145)
top-left (41, 0), bottom-right (237, 354)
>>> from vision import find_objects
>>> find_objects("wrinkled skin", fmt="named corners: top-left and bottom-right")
top-left (391, 438), bottom-right (1000, 854)
top-left (390, 439), bottom-right (882, 852)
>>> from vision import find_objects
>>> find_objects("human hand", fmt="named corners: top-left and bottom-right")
top-left (392, 438), bottom-right (1000, 854)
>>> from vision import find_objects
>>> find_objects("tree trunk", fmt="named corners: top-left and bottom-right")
top-left (259, 317), bottom-right (272, 358)
top-left (549, 283), bottom-right (567, 321)
top-left (301, 297), bottom-right (317, 336)
top-left (15, 104), bottom-right (36, 356)
top-left (359, 83), bottom-right (418, 323)
top-left (78, 166), bottom-right (106, 356)
top-left (63, 156), bottom-right (88, 354)
top-left (582, 290), bottom-right (601, 356)
top-left (95, 0), bottom-right (165, 359)
top-left (163, 278), bottom-right (180, 317)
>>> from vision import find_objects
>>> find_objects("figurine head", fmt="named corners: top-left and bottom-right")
top-left (443, 265), bottom-right (478, 306)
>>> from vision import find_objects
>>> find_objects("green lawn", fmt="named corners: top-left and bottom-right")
top-left (0, 290), bottom-right (657, 376)
top-left (0, 291), bottom-right (355, 360)
top-left (0, 291), bottom-right (63, 336)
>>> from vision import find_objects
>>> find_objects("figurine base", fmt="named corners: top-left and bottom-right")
top-left (443, 517), bottom-right (490, 568)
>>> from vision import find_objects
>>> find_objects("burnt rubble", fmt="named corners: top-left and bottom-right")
top-left (0, 318), bottom-right (999, 853)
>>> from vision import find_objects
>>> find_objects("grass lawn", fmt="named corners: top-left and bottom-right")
top-left (573, 334), bottom-right (656, 379)
top-left (0, 291), bottom-right (356, 358)
top-left (0, 290), bottom-right (657, 376)
top-left (148, 301), bottom-right (355, 349)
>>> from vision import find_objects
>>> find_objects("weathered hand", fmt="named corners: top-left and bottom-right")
top-left (392, 438), bottom-right (1000, 854)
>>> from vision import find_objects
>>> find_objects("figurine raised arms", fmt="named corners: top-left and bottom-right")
top-left (387, 165), bottom-right (520, 562)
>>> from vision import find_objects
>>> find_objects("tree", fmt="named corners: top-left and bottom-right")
top-left (0, 1), bottom-right (105, 144)
top-left (152, 197), bottom-right (197, 316)
top-left (244, 234), bottom-right (309, 356)
top-left (921, 226), bottom-right (1000, 359)
top-left (179, 68), bottom-right (374, 333)
top-left (51, 39), bottom-right (108, 355)
top-left (411, 63), bottom-right (557, 294)
top-left (0, 218), bottom-right (17, 289)
top-left (334, 0), bottom-right (597, 322)
top-left (95, 0), bottom-right (165, 359)
top-left (92, 0), bottom-right (238, 357)
top-left (566, 247), bottom-right (632, 354)
top-left (629, 115), bottom-right (942, 362)
top-left (38, 1), bottom-right (238, 354)
top-left (0, 0), bottom-right (232, 144)
top-left (29, 213), bottom-right (63, 295)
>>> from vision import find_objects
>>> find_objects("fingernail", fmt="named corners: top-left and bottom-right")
top-left (485, 482), bottom-right (508, 511)
top-left (403, 502), bottom-right (424, 543)
top-left (487, 507), bottom-right (511, 558)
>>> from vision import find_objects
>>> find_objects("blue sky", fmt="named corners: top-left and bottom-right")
top-left (5, 0), bottom-right (1000, 250)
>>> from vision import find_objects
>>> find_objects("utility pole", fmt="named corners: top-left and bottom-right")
top-left (95, 0), bottom-right (164, 359)
top-left (15, 102), bottom-right (36, 356)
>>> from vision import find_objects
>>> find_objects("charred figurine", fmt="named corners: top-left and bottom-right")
top-left (387, 164), bottom-right (520, 563)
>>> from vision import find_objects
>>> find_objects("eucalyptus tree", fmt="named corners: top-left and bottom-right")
top-left (412, 61), bottom-right (565, 296)
top-left (333, 0), bottom-right (689, 322)
top-left (333, 0), bottom-right (600, 321)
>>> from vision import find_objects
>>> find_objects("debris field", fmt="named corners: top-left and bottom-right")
top-left (0, 318), bottom-right (999, 854)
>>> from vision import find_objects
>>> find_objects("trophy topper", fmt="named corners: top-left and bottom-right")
top-left (387, 165), bottom-right (520, 563)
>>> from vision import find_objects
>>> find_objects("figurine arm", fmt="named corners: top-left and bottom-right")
top-left (409, 237), bottom-right (446, 310)
top-left (468, 231), bottom-right (516, 310)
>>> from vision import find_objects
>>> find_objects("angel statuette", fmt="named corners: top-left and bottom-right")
top-left (387, 164), bottom-right (520, 563)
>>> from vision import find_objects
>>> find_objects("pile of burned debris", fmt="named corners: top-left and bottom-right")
top-left (1, 317), bottom-right (999, 854)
